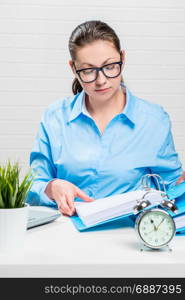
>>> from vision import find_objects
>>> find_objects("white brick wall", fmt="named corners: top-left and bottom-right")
top-left (0, 0), bottom-right (185, 175)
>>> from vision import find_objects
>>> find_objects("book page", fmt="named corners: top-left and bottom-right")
top-left (75, 189), bottom-right (164, 226)
top-left (174, 214), bottom-right (185, 229)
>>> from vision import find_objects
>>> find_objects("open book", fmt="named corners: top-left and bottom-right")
top-left (173, 214), bottom-right (185, 234)
top-left (75, 189), bottom-right (164, 227)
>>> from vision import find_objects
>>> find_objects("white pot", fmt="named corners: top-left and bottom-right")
top-left (0, 204), bottom-right (28, 253)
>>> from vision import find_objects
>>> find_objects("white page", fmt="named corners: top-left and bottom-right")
top-left (174, 215), bottom-right (185, 229)
top-left (76, 189), bottom-right (164, 227)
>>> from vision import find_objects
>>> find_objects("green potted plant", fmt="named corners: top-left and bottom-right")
top-left (0, 161), bottom-right (33, 252)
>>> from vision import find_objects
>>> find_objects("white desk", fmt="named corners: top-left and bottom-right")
top-left (0, 207), bottom-right (185, 278)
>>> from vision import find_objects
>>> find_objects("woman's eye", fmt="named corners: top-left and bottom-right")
top-left (105, 64), bottom-right (115, 70)
top-left (82, 69), bottom-right (94, 75)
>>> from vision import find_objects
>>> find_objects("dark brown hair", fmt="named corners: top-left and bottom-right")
top-left (68, 20), bottom-right (123, 95)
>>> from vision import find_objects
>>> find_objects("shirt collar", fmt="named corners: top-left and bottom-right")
top-left (68, 90), bottom-right (85, 123)
top-left (68, 82), bottom-right (136, 124)
top-left (121, 83), bottom-right (136, 125)
top-left (82, 93), bottom-right (91, 118)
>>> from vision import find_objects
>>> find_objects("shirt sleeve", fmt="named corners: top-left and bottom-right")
top-left (149, 113), bottom-right (184, 191)
top-left (26, 117), bottom-right (57, 207)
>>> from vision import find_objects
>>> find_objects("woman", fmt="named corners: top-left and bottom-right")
top-left (26, 20), bottom-right (185, 216)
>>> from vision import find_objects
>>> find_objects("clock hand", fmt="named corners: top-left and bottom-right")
top-left (150, 218), bottom-right (157, 231)
top-left (156, 218), bottom-right (165, 230)
top-left (147, 228), bottom-right (155, 234)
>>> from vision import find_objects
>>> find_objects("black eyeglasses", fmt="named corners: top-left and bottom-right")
top-left (73, 61), bottom-right (123, 83)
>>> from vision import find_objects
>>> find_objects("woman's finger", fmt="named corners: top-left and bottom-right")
top-left (176, 172), bottom-right (185, 185)
top-left (65, 192), bottom-right (76, 215)
top-left (56, 195), bottom-right (72, 216)
top-left (75, 186), bottom-right (94, 202)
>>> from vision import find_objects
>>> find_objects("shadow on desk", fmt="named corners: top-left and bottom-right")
top-left (71, 216), bottom-right (135, 232)
top-left (26, 217), bottom-right (65, 234)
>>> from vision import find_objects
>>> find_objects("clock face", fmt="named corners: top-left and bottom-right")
top-left (137, 209), bottom-right (176, 249)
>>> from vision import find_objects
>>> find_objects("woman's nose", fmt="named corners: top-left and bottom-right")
top-left (95, 70), bottom-right (107, 85)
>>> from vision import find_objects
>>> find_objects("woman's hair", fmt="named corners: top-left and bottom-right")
top-left (68, 20), bottom-right (123, 95)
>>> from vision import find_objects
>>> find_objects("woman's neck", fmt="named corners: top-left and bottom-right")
top-left (85, 87), bottom-right (126, 119)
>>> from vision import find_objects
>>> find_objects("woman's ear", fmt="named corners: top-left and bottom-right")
top-left (120, 50), bottom-right (125, 64)
top-left (68, 60), bottom-right (76, 75)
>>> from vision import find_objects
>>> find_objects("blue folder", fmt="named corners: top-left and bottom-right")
top-left (71, 181), bottom-right (185, 232)
top-left (70, 212), bottom-right (135, 232)
top-left (71, 203), bottom-right (160, 232)
top-left (168, 195), bottom-right (185, 235)
top-left (167, 182), bottom-right (185, 234)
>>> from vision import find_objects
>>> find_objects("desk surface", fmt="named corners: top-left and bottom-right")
top-left (0, 207), bottom-right (185, 278)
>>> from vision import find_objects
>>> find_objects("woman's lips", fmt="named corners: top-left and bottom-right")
top-left (95, 88), bottom-right (110, 93)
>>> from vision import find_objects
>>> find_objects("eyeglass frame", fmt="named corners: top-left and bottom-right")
top-left (73, 59), bottom-right (123, 83)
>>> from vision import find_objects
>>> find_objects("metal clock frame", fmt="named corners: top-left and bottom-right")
top-left (135, 208), bottom-right (176, 250)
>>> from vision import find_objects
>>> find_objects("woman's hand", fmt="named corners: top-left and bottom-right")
top-left (45, 179), bottom-right (93, 216)
top-left (176, 171), bottom-right (185, 185)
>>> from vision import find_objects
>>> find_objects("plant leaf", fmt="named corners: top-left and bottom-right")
top-left (0, 161), bottom-right (33, 208)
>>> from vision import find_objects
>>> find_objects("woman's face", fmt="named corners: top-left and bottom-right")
top-left (69, 40), bottom-right (125, 102)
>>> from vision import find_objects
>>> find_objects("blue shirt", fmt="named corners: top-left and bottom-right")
top-left (26, 83), bottom-right (183, 207)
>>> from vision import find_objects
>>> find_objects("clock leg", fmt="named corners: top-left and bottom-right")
top-left (140, 244), bottom-right (148, 251)
top-left (167, 245), bottom-right (172, 252)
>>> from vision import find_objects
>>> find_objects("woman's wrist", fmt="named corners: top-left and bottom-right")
top-left (44, 179), bottom-right (59, 200)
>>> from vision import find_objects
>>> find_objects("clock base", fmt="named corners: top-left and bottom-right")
top-left (140, 244), bottom-right (172, 252)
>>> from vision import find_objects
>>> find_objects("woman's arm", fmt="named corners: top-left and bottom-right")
top-left (26, 120), bottom-right (57, 207)
top-left (26, 114), bottom-right (93, 214)
top-left (149, 126), bottom-right (184, 190)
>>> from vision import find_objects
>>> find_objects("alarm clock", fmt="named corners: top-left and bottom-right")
top-left (134, 173), bottom-right (180, 251)
top-left (135, 208), bottom-right (176, 251)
